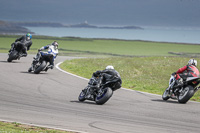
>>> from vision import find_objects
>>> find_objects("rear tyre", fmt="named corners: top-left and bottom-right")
top-left (162, 88), bottom-right (170, 101)
top-left (178, 85), bottom-right (194, 104)
top-left (34, 61), bottom-right (46, 74)
top-left (95, 87), bottom-right (113, 105)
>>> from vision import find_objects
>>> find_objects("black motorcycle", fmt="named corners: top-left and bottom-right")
top-left (78, 75), bottom-right (122, 105)
top-left (162, 75), bottom-right (200, 103)
top-left (28, 52), bottom-right (53, 74)
top-left (7, 42), bottom-right (26, 62)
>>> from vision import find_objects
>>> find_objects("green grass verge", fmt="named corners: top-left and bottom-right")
top-left (60, 57), bottom-right (200, 102)
top-left (1, 35), bottom-right (200, 57)
top-left (0, 121), bottom-right (73, 133)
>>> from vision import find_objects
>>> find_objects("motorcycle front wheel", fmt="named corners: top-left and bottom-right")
top-left (95, 87), bottom-right (113, 105)
top-left (78, 88), bottom-right (87, 102)
top-left (162, 87), bottom-right (170, 101)
top-left (7, 50), bottom-right (18, 62)
top-left (34, 61), bottom-right (47, 74)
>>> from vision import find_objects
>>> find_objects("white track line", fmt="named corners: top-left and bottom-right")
top-left (56, 62), bottom-right (160, 97)
top-left (56, 61), bottom-right (200, 104)
top-left (56, 62), bottom-right (89, 81)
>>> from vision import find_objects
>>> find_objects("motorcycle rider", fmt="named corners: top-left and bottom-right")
top-left (9, 33), bottom-right (32, 57)
top-left (83, 65), bottom-right (122, 99)
top-left (29, 41), bottom-right (58, 72)
top-left (93, 65), bottom-right (122, 87)
top-left (172, 59), bottom-right (199, 89)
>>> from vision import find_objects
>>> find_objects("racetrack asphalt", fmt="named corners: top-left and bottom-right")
top-left (0, 53), bottom-right (200, 133)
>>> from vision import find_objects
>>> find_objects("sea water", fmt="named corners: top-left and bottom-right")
top-left (26, 27), bottom-right (200, 44)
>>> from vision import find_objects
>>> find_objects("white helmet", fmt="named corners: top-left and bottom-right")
top-left (106, 65), bottom-right (114, 70)
top-left (52, 41), bottom-right (58, 50)
top-left (188, 59), bottom-right (197, 66)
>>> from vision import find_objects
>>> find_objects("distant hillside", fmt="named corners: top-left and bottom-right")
top-left (10, 22), bottom-right (64, 27)
top-left (0, 20), bottom-right (33, 34)
top-left (0, 20), bottom-right (143, 35)
top-left (9, 21), bottom-right (144, 30)
top-left (65, 22), bottom-right (143, 29)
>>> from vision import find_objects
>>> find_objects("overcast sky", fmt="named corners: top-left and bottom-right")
top-left (0, 0), bottom-right (200, 27)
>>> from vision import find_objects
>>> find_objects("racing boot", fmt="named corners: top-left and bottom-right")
top-left (21, 52), bottom-right (27, 57)
top-left (48, 65), bottom-right (54, 69)
top-left (44, 65), bottom-right (53, 72)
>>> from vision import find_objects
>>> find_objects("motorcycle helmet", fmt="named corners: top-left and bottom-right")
top-left (106, 65), bottom-right (114, 70)
top-left (188, 59), bottom-right (197, 66)
top-left (26, 33), bottom-right (32, 39)
top-left (52, 41), bottom-right (59, 50)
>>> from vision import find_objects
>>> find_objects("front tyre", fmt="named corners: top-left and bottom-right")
top-left (28, 67), bottom-right (32, 72)
top-left (7, 50), bottom-right (18, 62)
top-left (95, 87), bottom-right (113, 105)
top-left (34, 61), bottom-right (46, 74)
top-left (78, 89), bottom-right (86, 102)
top-left (178, 85), bottom-right (194, 104)
top-left (162, 87), bottom-right (170, 101)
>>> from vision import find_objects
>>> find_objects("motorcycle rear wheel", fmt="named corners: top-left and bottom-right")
top-left (95, 87), bottom-right (113, 105)
top-left (178, 85), bottom-right (194, 104)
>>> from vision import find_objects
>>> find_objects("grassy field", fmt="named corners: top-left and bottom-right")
top-left (1, 35), bottom-right (200, 57)
top-left (0, 121), bottom-right (72, 133)
top-left (60, 57), bottom-right (200, 102)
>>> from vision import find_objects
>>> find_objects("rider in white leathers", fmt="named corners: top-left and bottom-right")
top-left (29, 41), bottom-right (58, 72)
top-left (38, 41), bottom-right (59, 69)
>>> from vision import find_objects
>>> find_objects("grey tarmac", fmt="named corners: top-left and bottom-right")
top-left (0, 53), bottom-right (200, 133)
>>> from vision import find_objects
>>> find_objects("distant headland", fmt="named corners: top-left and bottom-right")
top-left (0, 20), bottom-right (143, 34)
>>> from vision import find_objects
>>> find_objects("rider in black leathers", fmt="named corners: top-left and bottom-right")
top-left (9, 33), bottom-right (32, 57)
top-left (93, 65), bottom-right (122, 86)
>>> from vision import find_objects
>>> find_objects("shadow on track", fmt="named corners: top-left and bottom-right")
top-left (151, 99), bottom-right (179, 104)
top-left (20, 71), bottom-right (48, 74)
top-left (70, 100), bottom-right (97, 105)
top-left (0, 60), bottom-right (20, 63)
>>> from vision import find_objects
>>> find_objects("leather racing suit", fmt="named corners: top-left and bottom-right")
top-left (175, 64), bottom-right (200, 81)
top-left (10, 35), bottom-right (32, 56)
top-left (38, 44), bottom-right (58, 68)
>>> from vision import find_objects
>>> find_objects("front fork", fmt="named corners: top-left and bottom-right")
top-left (166, 86), bottom-right (179, 99)
top-left (31, 59), bottom-right (40, 71)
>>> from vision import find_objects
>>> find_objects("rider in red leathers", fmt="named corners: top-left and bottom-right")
top-left (173, 59), bottom-right (199, 88)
